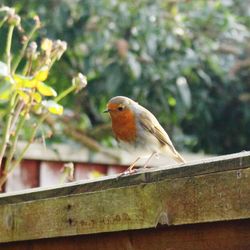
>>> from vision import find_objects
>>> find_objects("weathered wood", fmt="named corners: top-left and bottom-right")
top-left (0, 165), bottom-right (249, 243)
top-left (0, 151), bottom-right (249, 205)
top-left (0, 220), bottom-right (249, 250)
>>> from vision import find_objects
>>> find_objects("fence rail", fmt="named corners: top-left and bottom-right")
top-left (0, 151), bottom-right (249, 249)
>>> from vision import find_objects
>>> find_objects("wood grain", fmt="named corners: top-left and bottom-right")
top-left (0, 166), bottom-right (249, 243)
top-left (0, 220), bottom-right (249, 250)
top-left (0, 151), bottom-right (249, 205)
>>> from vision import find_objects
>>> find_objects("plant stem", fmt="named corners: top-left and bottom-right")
top-left (49, 56), bottom-right (58, 70)
top-left (0, 112), bottom-right (47, 189)
top-left (10, 113), bottom-right (47, 172)
top-left (12, 25), bottom-right (38, 74)
top-left (0, 93), bottom-right (18, 169)
top-left (9, 100), bottom-right (24, 134)
top-left (0, 16), bottom-right (7, 29)
top-left (54, 85), bottom-right (75, 103)
top-left (0, 173), bottom-right (7, 191)
top-left (5, 84), bottom-right (77, 175)
top-left (4, 111), bottom-right (26, 172)
top-left (0, 24), bottom-right (16, 167)
top-left (6, 24), bottom-right (14, 73)
top-left (4, 101), bottom-right (25, 171)
top-left (22, 57), bottom-right (33, 76)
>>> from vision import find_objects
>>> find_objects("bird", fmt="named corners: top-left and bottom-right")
top-left (104, 96), bottom-right (185, 173)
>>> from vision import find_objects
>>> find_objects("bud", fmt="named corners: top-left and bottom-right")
top-left (33, 15), bottom-right (41, 29)
top-left (62, 162), bottom-right (74, 182)
top-left (72, 73), bottom-right (87, 92)
top-left (41, 38), bottom-right (53, 55)
top-left (26, 41), bottom-right (38, 59)
top-left (52, 40), bottom-right (67, 60)
top-left (22, 35), bottom-right (28, 43)
top-left (7, 13), bottom-right (21, 26)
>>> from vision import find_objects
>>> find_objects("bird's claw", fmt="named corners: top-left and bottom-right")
top-left (117, 168), bottom-right (138, 178)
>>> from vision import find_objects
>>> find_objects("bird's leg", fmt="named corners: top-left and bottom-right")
top-left (118, 156), bottom-right (141, 177)
top-left (127, 156), bottom-right (141, 172)
top-left (143, 152), bottom-right (157, 168)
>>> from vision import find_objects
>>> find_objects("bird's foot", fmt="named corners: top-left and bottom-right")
top-left (117, 164), bottom-right (138, 178)
top-left (118, 169), bottom-right (137, 178)
top-left (142, 152), bottom-right (158, 169)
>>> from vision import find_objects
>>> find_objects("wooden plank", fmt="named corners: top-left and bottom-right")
top-left (0, 151), bottom-right (249, 205)
top-left (0, 167), bottom-right (249, 243)
top-left (0, 220), bottom-right (249, 250)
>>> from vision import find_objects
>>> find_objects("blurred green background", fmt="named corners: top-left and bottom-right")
top-left (2, 0), bottom-right (250, 154)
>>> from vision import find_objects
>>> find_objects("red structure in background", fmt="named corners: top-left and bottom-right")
top-left (3, 159), bottom-right (127, 193)
top-left (2, 142), bottom-right (205, 193)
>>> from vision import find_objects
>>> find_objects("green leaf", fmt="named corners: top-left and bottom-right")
top-left (37, 82), bottom-right (57, 96)
top-left (42, 100), bottom-right (63, 115)
top-left (168, 96), bottom-right (176, 107)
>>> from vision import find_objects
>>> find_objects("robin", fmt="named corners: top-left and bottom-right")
top-left (104, 96), bottom-right (185, 173)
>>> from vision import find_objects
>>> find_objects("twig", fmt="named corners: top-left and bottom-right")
top-left (9, 100), bottom-right (25, 133)
top-left (0, 94), bottom-right (18, 168)
top-left (7, 113), bottom-right (48, 173)
top-left (12, 24), bottom-right (39, 74)
top-left (6, 24), bottom-right (14, 73)
top-left (4, 109), bottom-right (26, 172)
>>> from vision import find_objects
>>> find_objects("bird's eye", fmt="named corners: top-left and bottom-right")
top-left (118, 106), bottom-right (124, 111)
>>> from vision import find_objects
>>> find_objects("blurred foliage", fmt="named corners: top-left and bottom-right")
top-left (2, 0), bottom-right (250, 154)
top-left (0, 6), bottom-right (88, 187)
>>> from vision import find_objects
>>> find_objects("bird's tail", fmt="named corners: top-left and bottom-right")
top-left (172, 150), bottom-right (186, 163)
top-left (164, 145), bottom-right (186, 164)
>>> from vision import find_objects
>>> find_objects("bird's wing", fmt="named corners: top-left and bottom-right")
top-left (139, 110), bottom-right (174, 148)
top-left (138, 109), bottom-right (186, 163)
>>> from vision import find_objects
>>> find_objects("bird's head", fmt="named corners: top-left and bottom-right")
top-left (104, 96), bottom-right (136, 119)
top-left (104, 96), bottom-right (137, 141)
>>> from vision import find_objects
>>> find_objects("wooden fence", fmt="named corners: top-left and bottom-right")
top-left (3, 142), bottom-right (204, 192)
top-left (0, 151), bottom-right (249, 249)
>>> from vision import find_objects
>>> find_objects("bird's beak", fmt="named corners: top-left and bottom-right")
top-left (103, 109), bottom-right (110, 113)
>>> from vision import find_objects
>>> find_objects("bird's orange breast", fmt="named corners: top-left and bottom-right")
top-left (109, 108), bottom-right (137, 142)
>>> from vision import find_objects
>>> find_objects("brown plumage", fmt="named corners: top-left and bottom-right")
top-left (105, 96), bottom-right (185, 172)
